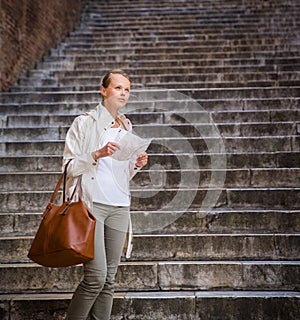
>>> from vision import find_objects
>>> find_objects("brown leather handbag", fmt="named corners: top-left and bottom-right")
top-left (28, 161), bottom-right (96, 268)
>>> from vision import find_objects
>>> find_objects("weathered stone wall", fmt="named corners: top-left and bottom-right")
top-left (0, 0), bottom-right (81, 91)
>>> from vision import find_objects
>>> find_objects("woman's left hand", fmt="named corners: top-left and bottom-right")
top-left (135, 152), bottom-right (148, 168)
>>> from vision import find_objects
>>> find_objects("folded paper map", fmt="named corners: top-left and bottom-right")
top-left (111, 131), bottom-right (152, 161)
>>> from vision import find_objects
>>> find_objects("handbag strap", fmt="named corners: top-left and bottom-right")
top-left (49, 159), bottom-right (72, 204)
top-left (68, 175), bottom-right (82, 202)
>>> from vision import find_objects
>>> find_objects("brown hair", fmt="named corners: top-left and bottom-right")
top-left (101, 69), bottom-right (130, 88)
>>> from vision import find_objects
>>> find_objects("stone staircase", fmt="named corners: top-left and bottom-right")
top-left (1, 0), bottom-right (300, 319)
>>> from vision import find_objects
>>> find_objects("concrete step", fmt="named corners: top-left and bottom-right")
top-left (1, 168), bottom-right (299, 191)
top-left (47, 43), bottom-right (299, 57)
top-left (59, 29), bottom-right (299, 39)
top-left (1, 87), bottom-right (299, 104)
top-left (1, 209), bottom-right (299, 237)
top-left (0, 261), bottom-right (299, 293)
top-left (1, 122), bottom-right (297, 141)
top-left (0, 87), bottom-right (300, 104)
top-left (0, 99), bottom-right (298, 117)
top-left (35, 56), bottom-right (300, 74)
top-left (77, 10), bottom-right (299, 22)
top-left (30, 71), bottom-right (299, 84)
top-left (42, 50), bottom-right (300, 63)
top-left (56, 37), bottom-right (300, 46)
top-left (16, 69), bottom-right (300, 87)
top-left (60, 34), bottom-right (300, 46)
top-left (1, 291), bottom-right (299, 320)
top-left (45, 64), bottom-right (300, 76)
top-left (145, 80), bottom-right (300, 89)
top-left (1, 234), bottom-right (299, 264)
top-left (12, 79), bottom-right (300, 92)
top-left (56, 44), bottom-right (300, 57)
top-left (0, 151), bottom-right (299, 173)
top-left (13, 81), bottom-right (300, 92)
top-left (85, 2), bottom-right (299, 13)
top-left (82, 20), bottom-right (299, 30)
top-left (0, 188), bottom-right (299, 213)
top-left (1, 109), bottom-right (299, 126)
top-left (1, 136), bottom-right (299, 156)
top-left (72, 16), bottom-right (299, 28)
top-left (132, 188), bottom-right (300, 211)
top-left (2, 209), bottom-right (300, 237)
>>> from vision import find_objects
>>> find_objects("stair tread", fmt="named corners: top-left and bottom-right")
top-left (1, 260), bottom-right (299, 267)
top-left (0, 290), bottom-right (299, 300)
top-left (2, 232), bottom-right (300, 240)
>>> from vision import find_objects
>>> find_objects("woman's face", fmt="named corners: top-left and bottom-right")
top-left (100, 73), bottom-right (131, 110)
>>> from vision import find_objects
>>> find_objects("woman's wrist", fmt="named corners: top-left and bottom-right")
top-left (92, 151), bottom-right (99, 161)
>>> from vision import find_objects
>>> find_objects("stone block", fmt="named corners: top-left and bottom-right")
top-left (130, 234), bottom-right (280, 261)
top-left (158, 262), bottom-right (243, 290)
top-left (243, 262), bottom-right (300, 290)
top-left (131, 188), bottom-right (227, 211)
top-left (1, 127), bottom-right (68, 142)
top-left (132, 169), bottom-right (248, 189)
top-left (276, 152), bottom-right (300, 168)
top-left (227, 188), bottom-right (300, 209)
top-left (0, 262), bottom-right (158, 293)
top-left (0, 265), bottom-right (83, 293)
top-left (13, 213), bottom-right (42, 235)
top-left (292, 136), bottom-right (300, 151)
top-left (0, 156), bottom-right (39, 172)
top-left (150, 209), bottom-right (300, 234)
top-left (159, 261), bottom-right (300, 291)
top-left (0, 214), bottom-right (14, 234)
top-left (0, 191), bottom-right (51, 213)
top-left (0, 299), bottom-right (9, 320)
top-left (243, 97), bottom-right (299, 110)
top-left (0, 237), bottom-right (32, 263)
top-left (0, 173), bottom-right (60, 192)
top-left (116, 262), bottom-right (159, 291)
top-left (0, 155), bottom-right (61, 172)
top-left (271, 109), bottom-right (299, 122)
top-left (9, 295), bottom-right (70, 320)
top-left (224, 137), bottom-right (292, 153)
top-left (1, 141), bottom-right (64, 156)
top-left (196, 292), bottom-right (300, 320)
top-left (6, 115), bottom-right (75, 128)
top-left (250, 168), bottom-right (300, 187)
top-left (275, 235), bottom-right (300, 260)
top-left (125, 292), bottom-right (196, 320)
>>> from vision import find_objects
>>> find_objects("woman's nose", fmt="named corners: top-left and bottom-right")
top-left (121, 88), bottom-right (129, 96)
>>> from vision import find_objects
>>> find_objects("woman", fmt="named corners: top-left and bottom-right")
top-left (63, 69), bottom-right (148, 320)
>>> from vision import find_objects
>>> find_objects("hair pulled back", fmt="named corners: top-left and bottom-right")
top-left (101, 69), bottom-right (130, 88)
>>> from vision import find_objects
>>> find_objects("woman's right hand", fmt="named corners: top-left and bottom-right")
top-left (92, 141), bottom-right (120, 160)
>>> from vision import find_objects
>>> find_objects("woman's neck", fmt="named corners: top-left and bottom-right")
top-left (103, 101), bottom-right (118, 119)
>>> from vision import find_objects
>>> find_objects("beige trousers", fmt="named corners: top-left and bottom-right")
top-left (67, 202), bottom-right (130, 320)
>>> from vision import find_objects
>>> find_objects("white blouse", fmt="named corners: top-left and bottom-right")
top-left (93, 127), bottom-right (130, 206)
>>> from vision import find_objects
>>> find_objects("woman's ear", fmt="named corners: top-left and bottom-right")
top-left (100, 85), bottom-right (106, 97)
